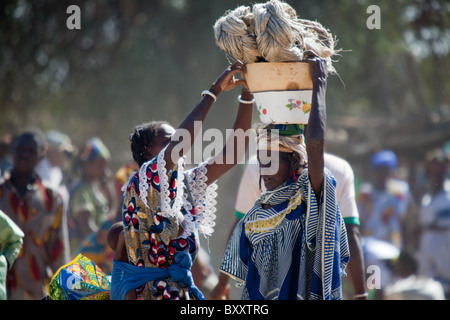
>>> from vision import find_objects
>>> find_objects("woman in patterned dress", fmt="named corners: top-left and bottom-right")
top-left (111, 61), bottom-right (254, 300)
top-left (0, 131), bottom-right (70, 299)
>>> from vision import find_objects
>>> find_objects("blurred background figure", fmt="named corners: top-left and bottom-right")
top-left (0, 130), bottom-right (70, 299)
top-left (417, 146), bottom-right (450, 299)
top-left (36, 130), bottom-right (75, 207)
top-left (68, 137), bottom-right (116, 268)
top-left (0, 209), bottom-right (24, 300)
top-left (358, 150), bottom-right (415, 248)
top-left (0, 134), bottom-right (13, 181)
top-left (384, 250), bottom-right (445, 300)
top-left (357, 149), bottom-right (417, 298)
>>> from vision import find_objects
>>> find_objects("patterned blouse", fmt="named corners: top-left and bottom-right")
top-left (0, 175), bottom-right (70, 299)
top-left (121, 148), bottom-right (217, 300)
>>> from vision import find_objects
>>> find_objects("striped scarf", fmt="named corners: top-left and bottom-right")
top-left (220, 168), bottom-right (350, 300)
top-left (259, 169), bottom-right (350, 299)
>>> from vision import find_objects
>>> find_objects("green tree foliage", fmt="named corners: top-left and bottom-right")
top-left (0, 0), bottom-right (448, 163)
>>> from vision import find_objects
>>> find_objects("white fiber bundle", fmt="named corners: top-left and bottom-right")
top-left (213, 0), bottom-right (337, 72)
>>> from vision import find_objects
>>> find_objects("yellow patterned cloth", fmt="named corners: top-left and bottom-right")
top-left (47, 254), bottom-right (110, 300)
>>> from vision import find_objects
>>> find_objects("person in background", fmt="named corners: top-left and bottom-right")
top-left (417, 147), bottom-right (450, 298)
top-left (384, 250), bottom-right (445, 300)
top-left (36, 130), bottom-right (75, 212)
top-left (0, 209), bottom-right (24, 300)
top-left (357, 149), bottom-right (417, 298)
top-left (0, 130), bottom-right (69, 299)
top-left (68, 137), bottom-right (115, 254)
top-left (358, 150), bottom-right (415, 248)
top-left (0, 134), bottom-right (13, 181)
top-left (74, 220), bottom-right (115, 274)
top-left (68, 137), bottom-right (116, 273)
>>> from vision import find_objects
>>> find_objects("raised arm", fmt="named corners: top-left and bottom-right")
top-left (304, 51), bottom-right (328, 199)
top-left (204, 85), bottom-right (254, 184)
top-left (163, 61), bottom-right (247, 171)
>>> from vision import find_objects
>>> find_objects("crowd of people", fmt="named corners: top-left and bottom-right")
top-left (356, 147), bottom-right (450, 300)
top-left (0, 56), bottom-right (449, 300)
top-left (0, 130), bottom-right (115, 299)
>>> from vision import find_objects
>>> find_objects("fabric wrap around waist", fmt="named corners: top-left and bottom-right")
top-left (110, 251), bottom-right (204, 300)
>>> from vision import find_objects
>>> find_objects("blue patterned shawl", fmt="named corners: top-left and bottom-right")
top-left (220, 168), bottom-right (349, 300)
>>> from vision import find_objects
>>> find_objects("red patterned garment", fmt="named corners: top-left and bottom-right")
top-left (0, 175), bottom-right (70, 299)
top-left (122, 148), bottom-right (217, 300)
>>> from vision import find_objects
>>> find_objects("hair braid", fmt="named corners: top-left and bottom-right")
top-left (129, 121), bottom-right (169, 167)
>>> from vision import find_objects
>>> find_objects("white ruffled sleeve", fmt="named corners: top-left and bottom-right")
top-left (183, 160), bottom-right (218, 237)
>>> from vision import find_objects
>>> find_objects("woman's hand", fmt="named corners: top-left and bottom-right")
top-left (163, 61), bottom-right (249, 170)
top-left (209, 60), bottom-right (248, 96)
top-left (240, 85), bottom-right (254, 101)
top-left (304, 50), bottom-right (328, 87)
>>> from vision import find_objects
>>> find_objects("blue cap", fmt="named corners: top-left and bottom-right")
top-left (371, 150), bottom-right (397, 170)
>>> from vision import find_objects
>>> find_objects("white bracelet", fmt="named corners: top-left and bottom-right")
top-left (238, 95), bottom-right (255, 104)
top-left (354, 292), bottom-right (368, 299)
top-left (201, 90), bottom-right (217, 103)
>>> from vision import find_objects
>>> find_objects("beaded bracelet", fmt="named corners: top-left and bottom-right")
top-left (201, 90), bottom-right (217, 103)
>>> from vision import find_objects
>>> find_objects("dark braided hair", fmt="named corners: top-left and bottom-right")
top-left (129, 121), bottom-right (169, 167)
